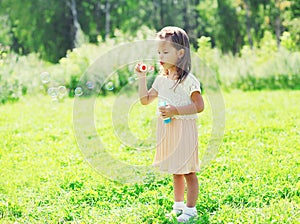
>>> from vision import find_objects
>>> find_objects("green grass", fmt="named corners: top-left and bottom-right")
top-left (0, 90), bottom-right (299, 223)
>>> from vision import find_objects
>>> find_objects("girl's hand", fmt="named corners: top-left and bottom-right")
top-left (159, 104), bottom-right (178, 119)
top-left (135, 63), bottom-right (147, 78)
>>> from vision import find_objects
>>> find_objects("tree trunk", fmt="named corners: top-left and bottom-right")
top-left (160, 0), bottom-right (164, 27)
top-left (183, 0), bottom-right (189, 33)
top-left (105, 0), bottom-right (111, 39)
top-left (67, 0), bottom-right (82, 48)
top-left (95, 1), bottom-right (102, 35)
top-left (275, 13), bottom-right (281, 48)
top-left (245, 0), bottom-right (253, 49)
top-left (153, 0), bottom-right (159, 29)
top-left (194, 0), bottom-right (200, 29)
top-left (194, 0), bottom-right (200, 47)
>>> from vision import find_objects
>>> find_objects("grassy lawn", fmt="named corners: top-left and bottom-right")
top-left (0, 90), bottom-right (299, 223)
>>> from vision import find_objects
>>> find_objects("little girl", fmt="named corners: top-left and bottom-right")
top-left (136, 26), bottom-right (204, 222)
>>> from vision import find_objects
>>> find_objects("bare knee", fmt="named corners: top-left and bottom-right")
top-left (184, 172), bottom-right (198, 182)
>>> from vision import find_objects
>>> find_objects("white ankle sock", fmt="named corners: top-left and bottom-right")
top-left (173, 201), bottom-right (185, 209)
top-left (184, 206), bottom-right (197, 213)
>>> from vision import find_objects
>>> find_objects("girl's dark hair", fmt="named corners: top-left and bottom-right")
top-left (157, 26), bottom-right (191, 89)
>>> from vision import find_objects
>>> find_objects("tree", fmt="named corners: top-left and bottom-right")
top-left (1, 0), bottom-right (299, 62)
top-left (0, 0), bottom-right (75, 62)
top-left (67, 0), bottom-right (85, 48)
top-left (216, 0), bottom-right (243, 53)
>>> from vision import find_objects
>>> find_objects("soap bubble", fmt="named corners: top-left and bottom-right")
top-left (105, 82), bottom-right (114, 91)
top-left (128, 74), bottom-right (138, 84)
top-left (47, 87), bottom-right (58, 97)
top-left (128, 76), bottom-right (136, 84)
top-left (86, 81), bottom-right (95, 90)
top-left (74, 87), bottom-right (83, 96)
top-left (58, 86), bottom-right (67, 96)
top-left (40, 72), bottom-right (51, 84)
top-left (148, 65), bottom-right (155, 72)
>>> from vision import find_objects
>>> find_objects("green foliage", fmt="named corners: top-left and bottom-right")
top-left (258, 31), bottom-right (278, 60)
top-left (1, 0), bottom-right (300, 61)
top-left (216, 0), bottom-right (243, 53)
top-left (0, 78), bottom-right (22, 104)
top-left (0, 91), bottom-right (299, 222)
top-left (0, 15), bottom-right (12, 46)
top-left (58, 48), bottom-right (90, 97)
top-left (0, 0), bottom-right (76, 62)
top-left (0, 45), bottom-right (48, 104)
top-left (195, 32), bottom-right (300, 91)
top-left (46, 28), bottom-right (157, 98)
top-left (0, 27), bottom-right (299, 104)
top-left (281, 31), bottom-right (297, 50)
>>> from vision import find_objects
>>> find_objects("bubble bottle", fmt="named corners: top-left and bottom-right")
top-left (159, 101), bottom-right (172, 124)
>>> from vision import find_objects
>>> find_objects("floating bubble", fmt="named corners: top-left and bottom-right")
top-left (47, 87), bottom-right (58, 97)
top-left (74, 87), bottom-right (83, 96)
top-left (58, 86), bottom-right (67, 96)
top-left (148, 65), bottom-right (155, 72)
top-left (128, 77), bottom-right (136, 84)
top-left (105, 82), bottom-right (114, 91)
top-left (86, 81), bottom-right (95, 90)
top-left (40, 72), bottom-right (51, 84)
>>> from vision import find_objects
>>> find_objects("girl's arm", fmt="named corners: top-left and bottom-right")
top-left (159, 91), bottom-right (204, 118)
top-left (136, 66), bottom-right (158, 105)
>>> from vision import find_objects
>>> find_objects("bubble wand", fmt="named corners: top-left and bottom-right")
top-left (136, 63), bottom-right (155, 73)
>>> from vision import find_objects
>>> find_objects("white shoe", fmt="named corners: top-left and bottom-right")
top-left (165, 202), bottom-right (186, 218)
top-left (177, 207), bottom-right (198, 223)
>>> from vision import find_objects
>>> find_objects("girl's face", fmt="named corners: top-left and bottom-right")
top-left (157, 40), bottom-right (182, 70)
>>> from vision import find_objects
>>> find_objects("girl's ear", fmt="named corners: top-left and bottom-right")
top-left (177, 49), bottom-right (185, 58)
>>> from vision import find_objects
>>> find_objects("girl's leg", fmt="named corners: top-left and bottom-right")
top-left (184, 172), bottom-right (199, 207)
top-left (176, 173), bottom-right (199, 222)
top-left (173, 174), bottom-right (185, 202)
top-left (166, 174), bottom-right (186, 218)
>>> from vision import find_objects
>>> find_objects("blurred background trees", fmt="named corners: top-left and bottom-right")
top-left (0, 0), bottom-right (299, 103)
top-left (0, 0), bottom-right (299, 63)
